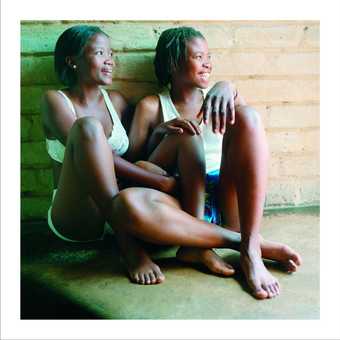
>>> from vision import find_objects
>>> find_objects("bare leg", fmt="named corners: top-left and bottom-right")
top-left (148, 133), bottom-right (234, 276)
top-left (51, 117), bottom-right (164, 284)
top-left (218, 106), bottom-right (301, 299)
top-left (108, 187), bottom-right (302, 270)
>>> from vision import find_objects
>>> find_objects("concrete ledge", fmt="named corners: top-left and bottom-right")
top-left (21, 208), bottom-right (319, 319)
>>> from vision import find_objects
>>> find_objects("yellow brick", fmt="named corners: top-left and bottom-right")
top-left (266, 177), bottom-right (319, 207)
top-left (268, 130), bottom-right (320, 153)
top-left (300, 24), bottom-right (320, 48)
top-left (269, 154), bottom-right (320, 179)
top-left (234, 24), bottom-right (304, 48)
top-left (251, 105), bottom-right (269, 127)
top-left (266, 178), bottom-right (300, 206)
top-left (233, 79), bottom-right (319, 103)
top-left (212, 51), bottom-right (319, 77)
top-left (267, 105), bottom-right (319, 129)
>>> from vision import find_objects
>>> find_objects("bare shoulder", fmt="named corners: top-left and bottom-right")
top-left (41, 89), bottom-right (68, 119)
top-left (106, 89), bottom-right (128, 117)
top-left (42, 89), bottom-right (62, 106)
top-left (135, 95), bottom-right (160, 122)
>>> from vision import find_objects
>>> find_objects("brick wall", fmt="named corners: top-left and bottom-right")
top-left (21, 21), bottom-right (320, 220)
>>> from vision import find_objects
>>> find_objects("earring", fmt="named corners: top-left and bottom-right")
top-left (72, 65), bottom-right (77, 69)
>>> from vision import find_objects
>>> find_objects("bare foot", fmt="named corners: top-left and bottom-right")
top-left (176, 247), bottom-right (235, 276)
top-left (241, 244), bottom-right (280, 300)
top-left (125, 251), bottom-right (165, 285)
top-left (115, 231), bottom-right (165, 285)
top-left (260, 237), bottom-right (302, 273)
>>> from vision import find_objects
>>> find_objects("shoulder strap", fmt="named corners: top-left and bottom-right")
top-left (57, 90), bottom-right (77, 117)
top-left (158, 88), bottom-right (180, 121)
top-left (101, 88), bottom-right (120, 123)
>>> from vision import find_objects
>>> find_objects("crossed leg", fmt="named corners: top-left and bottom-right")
top-left (217, 106), bottom-right (302, 299)
top-left (148, 133), bottom-right (235, 277)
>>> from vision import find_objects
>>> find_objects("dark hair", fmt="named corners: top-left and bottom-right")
top-left (153, 26), bottom-right (205, 87)
top-left (54, 25), bottom-right (109, 86)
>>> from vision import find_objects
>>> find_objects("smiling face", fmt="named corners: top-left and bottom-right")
top-left (75, 33), bottom-right (114, 86)
top-left (175, 37), bottom-right (212, 88)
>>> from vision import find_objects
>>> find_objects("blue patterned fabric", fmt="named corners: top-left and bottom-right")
top-left (204, 169), bottom-right (222, 225)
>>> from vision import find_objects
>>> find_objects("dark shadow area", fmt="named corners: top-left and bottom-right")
top-left (21, 275), bottom-right (100, 319)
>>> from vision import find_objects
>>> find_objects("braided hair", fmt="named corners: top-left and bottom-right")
top-left (154, 26), bottom-right (205, 87)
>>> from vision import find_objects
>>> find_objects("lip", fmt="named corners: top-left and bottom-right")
top-left (198, 72), bottom-right (210, 81)
top-left (102, 69), bottom-right (112, 75)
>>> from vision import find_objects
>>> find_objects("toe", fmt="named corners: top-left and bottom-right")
top-left (144, 273), bottom-right (151, 285)
top-left (293, 253), bottom-right (302, 266)
top-left (138, 273), bottom-right (145, 284)
top-left (253, 287), bottom-right (268, 300)
top-left (220, 264), bottom-right (235, 277)
top-left (149, 271), bottom-right (157, 284)
top-left (131, 273), bottom-right (139, 284)
top-left (273, 282), bottom-right (280, 296)
top-left (269, 284), bottom-right (278, 297)
top-left (154, 268), bottom-right (165, 283)
top-left (287, 259), bottom-right (297, 273)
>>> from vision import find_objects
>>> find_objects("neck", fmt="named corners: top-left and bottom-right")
top-left (69, 84), bottom-right (102, 105)
top-left (169, 81), bottom-right (201, 104)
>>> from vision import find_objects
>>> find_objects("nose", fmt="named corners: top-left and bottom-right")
top-left (203, 59), bottom-right (211, 69)
top-left (104, 54), bottom-right (114, 66)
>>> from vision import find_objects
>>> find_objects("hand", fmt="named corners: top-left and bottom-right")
top-left (200, 81), bottom-right (237, 134)
top-left (160, 175), bottom-right (179, 195)
top-left (156, 118), bottom-right (201, 136)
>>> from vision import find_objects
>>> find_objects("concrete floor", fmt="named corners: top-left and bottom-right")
top-left (21, 207), bottom-right (319, 319)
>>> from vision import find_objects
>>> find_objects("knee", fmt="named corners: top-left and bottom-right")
top-left (169, 132), bottom-right (205, 156)
top-left (236, 106), bottom-right (263, 133)
top-left (71, 116), bottom-right (104, 143)
top-left (114, 188), bottom-right (153, 224)
top-left (114, 188), bottom-right (157, 232)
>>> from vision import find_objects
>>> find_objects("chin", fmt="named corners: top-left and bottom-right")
top-left (197, 81), bottom-right (210, 89)
top-left (100, 79), bottom-right (112, 86)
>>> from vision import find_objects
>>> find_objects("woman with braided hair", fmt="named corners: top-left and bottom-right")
top-left (127, 26), bottom-right (302, 299)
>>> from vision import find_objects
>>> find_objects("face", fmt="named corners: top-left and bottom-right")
top-left (75, 33), bottom-right (114, 86)
top-left (175, 37), bottom-right (212, 88)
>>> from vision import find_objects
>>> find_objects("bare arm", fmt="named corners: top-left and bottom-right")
top-left (41, 90), bottom-right (77, 144)
top-left (113, 155), bottom-right (177, 194)
top-left (125, 95), bottom-right (160, 162)
top-left (108, 92), bottom-right (177, 193)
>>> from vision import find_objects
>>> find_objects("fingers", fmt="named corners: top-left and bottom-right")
top-left (211, 96), bottom-right (220, 133)
top-left (219, 97), bottom-right (227, 134)
top-left (202, 94), bottom-right (211, 124)
top-left (187, 120), bottom-right (201, 135)
top-left (227, 97), bottom-right (235, 125)
top-left (167, 119), bottom-right (201, 135)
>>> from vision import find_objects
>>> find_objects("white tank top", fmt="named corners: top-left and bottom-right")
top-left (46, 88), bottom-right (129, 163)
top-left (158, 88), bottom-right (223, 173)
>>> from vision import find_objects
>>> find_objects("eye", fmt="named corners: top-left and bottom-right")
top-left (195, 55), bottom-right (202, 60)
top-left (95, 50), bottom-right (104, 56)
top-left (109, 50), bottom-right (114, 57)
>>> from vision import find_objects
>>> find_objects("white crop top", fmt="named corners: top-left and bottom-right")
top-left (46, 88), bottom-right (129, 163)
top-left (158, 88), bottom-right (223, 173)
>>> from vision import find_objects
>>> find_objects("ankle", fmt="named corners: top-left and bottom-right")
top-left (240, 235), bottom-right (261, 256)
